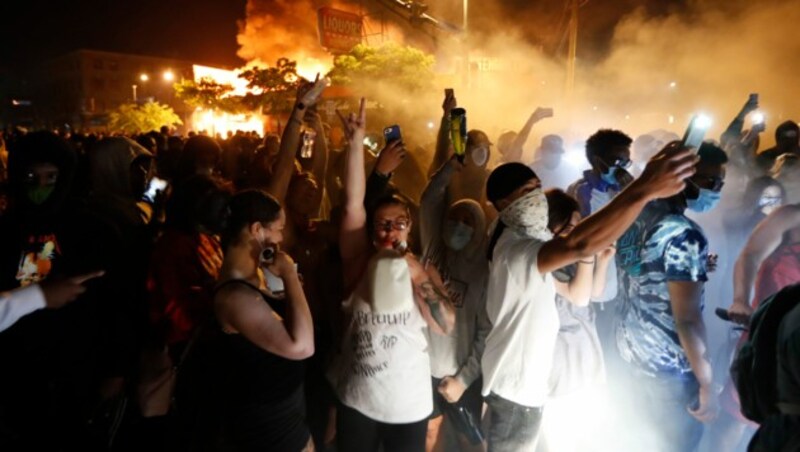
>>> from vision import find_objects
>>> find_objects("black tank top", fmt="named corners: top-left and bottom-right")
top-left (214, 279), bottom-right (306, 408)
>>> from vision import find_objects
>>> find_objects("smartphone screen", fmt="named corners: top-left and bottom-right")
top-left (384, 125), bottom-right (402, 143)
top-left (682, 115), bottom-right (711, 150)
top-left (144, 177), bottom-right (167, 201)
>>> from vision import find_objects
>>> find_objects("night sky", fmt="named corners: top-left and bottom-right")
top-left (1, 0), bottom-right (248, 72)
top-left (1, 0), bottom-right (687, 74)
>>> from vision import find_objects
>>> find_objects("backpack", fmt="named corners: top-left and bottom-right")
top-left (731, 283), bottom-right (800, 423)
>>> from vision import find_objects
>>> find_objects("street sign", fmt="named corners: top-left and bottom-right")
top-left (317, 7), bottom-right (363, 53)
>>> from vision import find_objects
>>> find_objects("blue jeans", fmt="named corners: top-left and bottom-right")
top-left (485, 393), bottom-right (543, 452)
top-left (623, 369), bottom-right (703, 452)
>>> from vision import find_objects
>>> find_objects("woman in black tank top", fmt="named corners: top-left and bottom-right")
top-left (212, 190), bottom-right (315, 451)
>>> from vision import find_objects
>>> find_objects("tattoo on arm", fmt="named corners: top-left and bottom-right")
top-left (419, 281), bottom-right (450, 331)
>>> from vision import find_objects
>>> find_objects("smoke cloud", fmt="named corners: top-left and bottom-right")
top-left (237, 0), bottom-right (800, 155)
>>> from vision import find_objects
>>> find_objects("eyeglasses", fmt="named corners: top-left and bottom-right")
top-left (374, 219), bottom-right (410, 232)
top-left (688, 176), bottom-right (725, 192)
top-left (603, 156), bottom-right (632, 169)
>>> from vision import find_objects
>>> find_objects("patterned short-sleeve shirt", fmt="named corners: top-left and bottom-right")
top-left (615, 203), bottom-right (708, 378)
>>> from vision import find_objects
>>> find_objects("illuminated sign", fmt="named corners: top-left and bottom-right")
top-left (317, 7), bottom-right (363, 53)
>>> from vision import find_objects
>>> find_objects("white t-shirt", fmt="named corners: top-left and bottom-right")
top-left (482, 227), bottom-right (559, 407)
top-left (328, 255), bottom-right (433, 423)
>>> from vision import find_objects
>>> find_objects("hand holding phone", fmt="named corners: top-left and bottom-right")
top-left (383, 125), bottom-right (402, 144)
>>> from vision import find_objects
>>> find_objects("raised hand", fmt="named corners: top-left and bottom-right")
top-left (531, 107), bottom-right (554, 122)
top-left (442, 90), bottom-right (457, 116)
top-left (336, 97), bottom-right (367, 145)
top-left (266, 250), bottom-right (297, 279)
top-left (375, 140), bottom-right (407, 175)
top-left (637, 141), bottom-right (699, 201)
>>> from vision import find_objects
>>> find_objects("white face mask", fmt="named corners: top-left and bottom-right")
top-left (500, 188), bottom-right (552, 242)
top-left (471, 145), bottom-right (489, 167)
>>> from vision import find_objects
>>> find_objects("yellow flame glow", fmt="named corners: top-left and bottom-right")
top-left (191, 109), bottom-right (264, 137)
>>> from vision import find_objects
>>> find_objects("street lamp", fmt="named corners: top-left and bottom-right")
top-left (140, 73), bottom-right (149, 82)
top-left (163, 70), bottom-right (175, 82)
top-left (132, 84), bottom-right (138, 102)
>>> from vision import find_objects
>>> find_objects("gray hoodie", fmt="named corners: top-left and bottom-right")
top-left (420, 161), bottom-right (491, 386)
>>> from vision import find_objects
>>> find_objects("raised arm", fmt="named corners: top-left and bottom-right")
top-left (509, 107), bottom-right (553, 163)
top-left (306, 111), bottom-right (329, 213)
top-left (420, 157), bottom-right (460, 258)
top-left (729, 204), bottom-right (800, 323)
top-left (266, 79), bottom-right (326, 203)
top-left (537, 144), bottom-right (698, 274)
top-left (720, 95), bottom-right (759, 149)
top-left (429, 90), bottom-right (457, 177)
top-left (338, 98), bottom-right (370, 290)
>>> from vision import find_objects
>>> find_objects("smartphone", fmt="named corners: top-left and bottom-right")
top-left (749, 93), bottom-right (759, 105)
top-left (445, 88), bottom-right (454, 98)
top-left (384, 125), bottom-right (402, 144)
top-left (144, 177), bottom-right (167, 202)
top-left (301, 129), bottom-right (316, 158)
top-left (682, 114), bottom-right (712, 150)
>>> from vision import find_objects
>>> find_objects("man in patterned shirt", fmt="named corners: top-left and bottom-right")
top-left (615, 142), bottom-right (728, 452)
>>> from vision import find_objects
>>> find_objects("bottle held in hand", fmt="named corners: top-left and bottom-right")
top-left (450, 108), bottom-right (467, 160)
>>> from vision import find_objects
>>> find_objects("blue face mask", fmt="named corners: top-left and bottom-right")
top-left (687, 188), bottom-right (722, 213)
top-left (600, 166), bottom-right (618, 186)
top-left (444, 221), bottom-right (474, 251)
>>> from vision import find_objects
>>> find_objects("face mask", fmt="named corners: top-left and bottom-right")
top-left (687, 188), bottom-right (722, 213)
top-left (27, 185), bottom-right (55, 205)
top-left (758, 194), bottom-right (782, 215)
top-left (471, 146), bottom-right (488, 167)
top-left (600, 165), bottom-right (618, 186)
top-left (500, 188), bottom-right (553, 242)
top-left (444, 221), bottom-right (474, 251)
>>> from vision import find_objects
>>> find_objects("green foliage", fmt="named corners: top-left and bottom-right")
top-left (172, 59), bottom-right (304, 115)
top-left (108, 101), bottom-right (183, 134)
top-left (174, 77), bottom-right (236, 110)
top-left (238, 58), bottom-right (304, 114)
top-left (328, 43), bottom-right (435, 93)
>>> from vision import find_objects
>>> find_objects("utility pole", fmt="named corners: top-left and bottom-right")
top-left (462, 0), bottom-right (469, 89)
top-left (565, 0), bottom-right (578, 100)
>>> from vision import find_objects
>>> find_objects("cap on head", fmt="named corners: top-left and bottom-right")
top-left (486, 162), bottom-right (537, 206)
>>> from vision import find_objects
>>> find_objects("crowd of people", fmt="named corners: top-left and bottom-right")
top-left (0, 80), bottom-right (798, 452)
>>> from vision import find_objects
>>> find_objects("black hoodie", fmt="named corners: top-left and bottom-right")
top-left (0, 134), bottom-right (147, 449)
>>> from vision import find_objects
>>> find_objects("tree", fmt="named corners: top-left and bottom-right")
top-left (172, 59), bottom-right (305, 115)
top-left (327, 43), bottom-right (436, 94)
top-left (174, 77), bottom-right (241, 112)
top-left (108, 101), bottom-right (183, 134)
top-left (238, 58), bottom-right (304, 114)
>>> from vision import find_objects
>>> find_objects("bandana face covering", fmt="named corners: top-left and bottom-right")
top-left (499, 188), bottom-right (553, 242)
